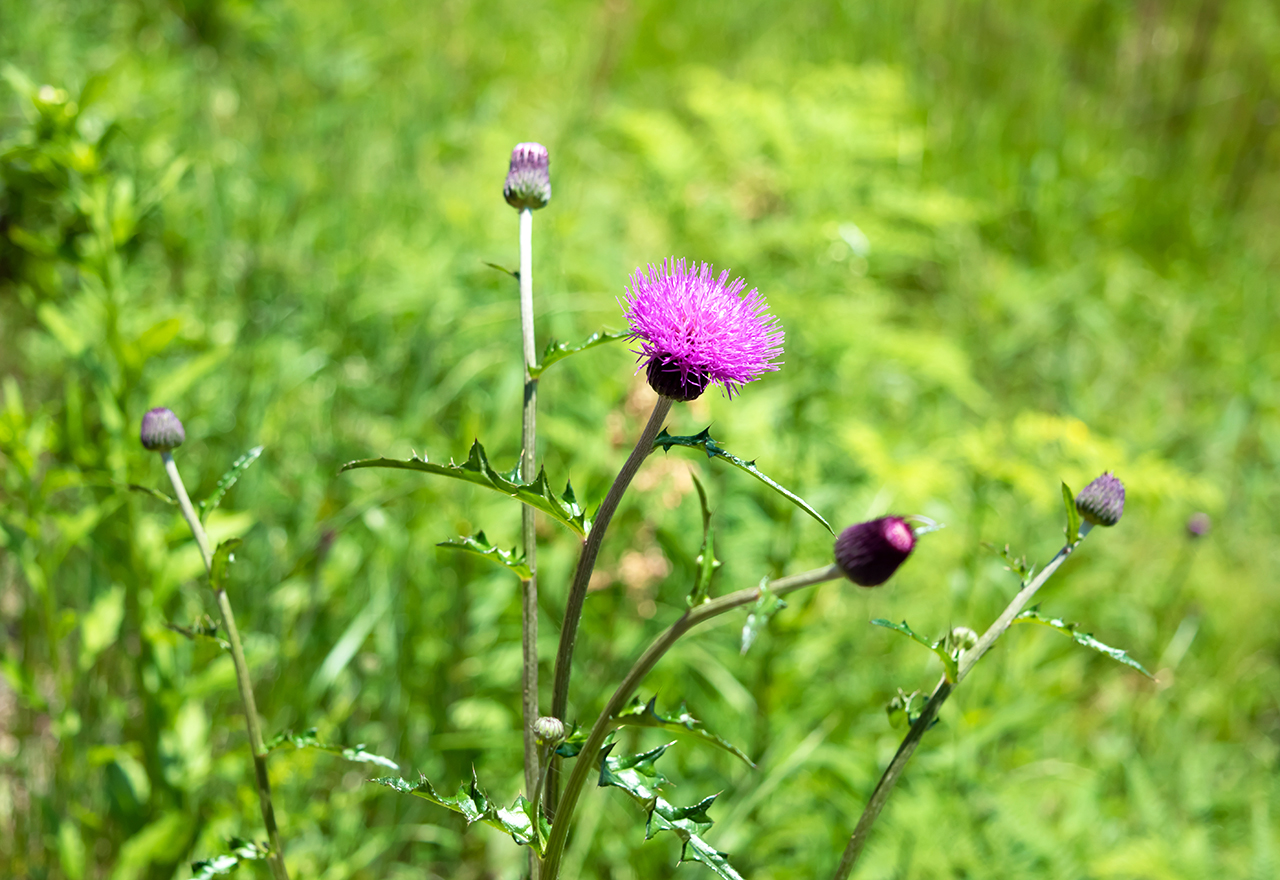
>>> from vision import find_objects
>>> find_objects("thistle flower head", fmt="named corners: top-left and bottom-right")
top-left (1186, 512), bottom-right (1210, 538)
top-left (533, 716), bottom-right (566, 747)
top-left (621, 258), bottom-right (784, 401)
top-left (503, 142), bottom-right (550, 210)
top-left (833, 516), bottom-right (916, 587)
top-left (140, 407), bottom-right (185, 452)
top-left (1075, 471), bottom-right (1125, 527)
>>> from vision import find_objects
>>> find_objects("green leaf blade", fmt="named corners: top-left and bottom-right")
top-left (199, 446), bottom-right (264, 523)
top-left (529, 329), bottom-right (629, 378)
top-left (653, 428), bottom-right (832, 533)
top-left (373, 771), bottom-right (540, 852)
top-left (614, 696), bottom-right (755, 768)
top-left (437, 531), bottom-right (531, 579)
top-left (741, 577), bottom-right (786, 655)
top-left (1062, 481), bottom-right (1082, 545)
top-left (210, 538), bottom-right (243, 591)
top-left (688, 474), bottom-right (719, 606)
top-left (1013, 610), bottom-right (1153, 678)
top-left (871, 618), bottom-right (959, 682)
top-left (341, 441), bottom-right (590, 536)
top-left (266, 727), bottom-right (399, 770)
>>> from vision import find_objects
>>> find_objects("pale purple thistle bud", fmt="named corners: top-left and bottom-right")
top-left (1186, 512), bottom-right (1210, 538)
top-left (833, 516), bottom-right (916, 587)
top-left (1075, 472), bottom-right (1125, 527)
top-left (620, 258), bottom-right (784, 401)
top-left (503, 142), bottom-right (550, 210)
top-left (140, 407), bottom-right (185, 452)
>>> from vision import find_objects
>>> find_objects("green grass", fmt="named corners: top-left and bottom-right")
top-left (1, 1), bottom-right (1277, 878)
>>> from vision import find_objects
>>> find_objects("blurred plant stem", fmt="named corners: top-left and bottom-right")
top-left (541, 563), bottom-right (843, 878)
top-left (518, 206), bottom-right (542, 878)
top-left (546, 394), bottom-right (673, 814)
top-left (161, 452), bottom-right (290, 880)
top-left (831, 523), bottom-right (1094, 879)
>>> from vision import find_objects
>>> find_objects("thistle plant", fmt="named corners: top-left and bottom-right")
top-left (329, 145), bottom-right (1154, 880)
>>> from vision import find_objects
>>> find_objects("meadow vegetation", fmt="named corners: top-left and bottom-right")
top-left (1, 1), bottom-right (1277, 878)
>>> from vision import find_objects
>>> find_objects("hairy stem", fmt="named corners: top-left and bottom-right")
top-left (546, 394), bottom-right (674, 813)
top-left (830, 523), bottom-right (1094, 880)
top-left (162, 452), bottom-right (290, 880)
top-left (518, 207), bottom-right (542, 871)
top-left (541, 563), bottom-right (842, 878)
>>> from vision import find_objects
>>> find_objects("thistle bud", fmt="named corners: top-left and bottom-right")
top-left (833, 516), bottom-right (916, 587)
top-left (645, 360), bottom-right (710, 402)
top-left (503, 142), bottom-right (550, 210)
top-left (1075, 472), bottom-right (1125, 527)
top-left (140, 407), bottom-right (185, 452)
top-left (533, 716), bottom-right (566, 747)
top-left (1186, 512), bottom-right (1210, 538)
top-left (949, 626), bottom-right (978, 652)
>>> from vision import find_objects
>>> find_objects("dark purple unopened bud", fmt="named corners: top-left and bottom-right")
top-left (503, 142), bottom-right (550, 210)
top-left (140, 407), bottom-right (185, 451)
top-left (834, 516), bottom-right (916, 587)
top-left (1075, 472), bottom-right (1125, 527)
top-left (1186, 512), bottom-right (1210, 538)
top-left (645, 358), bottom-right (710, 401)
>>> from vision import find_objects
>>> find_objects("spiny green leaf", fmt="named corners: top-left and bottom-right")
top-left (981, 541), bottom-right (1035, 583)
top-left (164, 614), bottom-right (227, 649)
top-left (265, 727), bottom-right (399, 771)
top-left (1062, 481), bottom-right (1082, 545)
top-left (554, 724), bottom-right (591, 758)
top-left (871, 619), bottom-right (960, 683)
top-left (885, 689), bottom-right (928, 730)
top-left (741, 577), bottom-right (786, 655)
top-left (597, 744), bottom-right (745, 880)
top-left (210, 538), bottom-right (243, 591)
top-left (374, 770), bottom-right (541, 852)
top-left (688, 474), bottom-right (720, 606)
top-left (529, 329), bottom-right (629, 378)
top-left (199, 446), bottom-right (263, 523)
top-left (653, 427), bottom-right (832, 533)
top-left (436, 531), bottom-right (531, 579)
top-left (341, 440), bottom-right (591, 537)
top-left (190, 838), bottom-right (269, 878)
top-left (1013, 609), bottom-right (1153, 678)
top-left (615, 696), bottom-right (754, 768)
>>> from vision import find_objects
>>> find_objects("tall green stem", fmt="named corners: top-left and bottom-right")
top-left (545, 395), bottom-right (674, 813)
top-left (829, 523), bottom-right (1093, 880)
top-left (540, 564), bottom-right (842, 878)
top-left (517, 208), bottom-right (542, 879)
top-left (161, 452), bottom-right (290, 880)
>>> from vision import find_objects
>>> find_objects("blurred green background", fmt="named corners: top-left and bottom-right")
top-left (1, 0), bottom-right (1277, 877)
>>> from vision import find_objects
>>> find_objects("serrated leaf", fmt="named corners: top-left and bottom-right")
top-left (598, 744), bottom-right (745, 880)
top-left (871, 619), bottom-right (959, 683)
top-left (1013, 609), bottom-right (1153, 678)
top-left (341, 440), bottom-right (591, 537)
top-left (210, 539), bottom-right (243, 591)
top-left (654, 428), bottom-right (832, 533)
top-left (199, 446), bottom-right (263, 523)
top-left (373, 770), bottom-right (541, 852)
top-left (265, 727), bottom-right (399, 771)
top-left (528, 330), bottom-right (628, 378)
top-left (615, 696), bottom-right (754, 768)
top-left (981, 541), bottom-right (1035, 583)
top-left (688, 475), bottom-right (719, 607)
top-left (165, 614), bottom-right (228, 649)
top-left (436, 531), bottom-right (531, 579)
top-left (190, 837), bottom-right (269, 878)
top-left (1062, 481), bottom-right (1082, 545)
top-left (554, 724), bottom-right (592, 758)
top-left (741, 578), bottom-right (786, 655)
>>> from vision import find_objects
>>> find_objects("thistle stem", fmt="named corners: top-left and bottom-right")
top-left (540, 564), bottom-right (842, 878)
top-left (161, 452), bottom-right (290, 880)
top-left (830, 523), bottom-right (1094, 880)
top-left (545, 395), bottom-right (674, 814)
top-left (517, 207), bottom-right (542, 862)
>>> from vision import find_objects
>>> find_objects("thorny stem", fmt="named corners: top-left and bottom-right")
top-left (545, 394), bottom-right (674, 814)
top-left (540, 563), bottom-right (843, 878)
top-left (517, 206), bottom-right (542, 879)
top-left (830, 523), bottom-right (1095, 880)
top-left (161, 452), bottom-right (290, 880)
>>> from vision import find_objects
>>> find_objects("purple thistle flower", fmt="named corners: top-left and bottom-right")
top-left (504, 142), bottom-right (550, 210)
top-left (1075, 471), bottom-right (1125, 527)
top-left (620, 258), bottom-right (784, 401)
top-left (833, 516), bottom-right (916, 587)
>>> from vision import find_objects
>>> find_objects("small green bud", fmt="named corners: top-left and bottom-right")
top-left (1075, 472), bottom-right (1125, 527)
top-left (140, 407), bottom-right (185, 452)
top-left (533, 716), bottom-right (566, 747)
